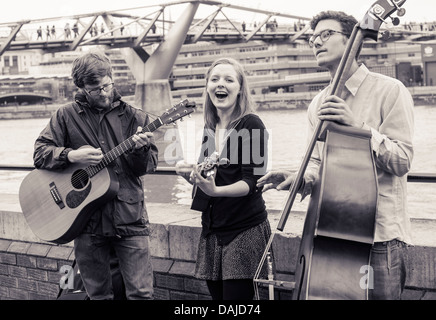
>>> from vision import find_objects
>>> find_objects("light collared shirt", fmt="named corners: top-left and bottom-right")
top-left (305, 64), bottom-right (414, 244)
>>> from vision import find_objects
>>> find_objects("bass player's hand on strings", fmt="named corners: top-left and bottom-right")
top-left (256, 170), bottom-right (294, 192)
top-left (257, 170), bottom-right (317, 200)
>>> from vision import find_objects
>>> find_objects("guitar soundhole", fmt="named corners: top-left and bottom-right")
top-left (71, 169), bottom-right (89, 189)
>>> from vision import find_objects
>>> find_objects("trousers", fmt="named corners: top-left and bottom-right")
top-left (369, 239), bottom-right (408, 300)
top-left (74, 233), bottom-right (153, 300)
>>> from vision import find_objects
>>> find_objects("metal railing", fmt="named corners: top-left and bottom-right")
top-left (0, 164), bottom-right (178, 175)
top-left (1, 164), bottom-right (435, 183)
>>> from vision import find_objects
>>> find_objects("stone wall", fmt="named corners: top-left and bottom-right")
top-left (1, 195), bottom-right (436, 300)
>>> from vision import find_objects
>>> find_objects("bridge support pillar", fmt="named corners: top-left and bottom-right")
top-left (122, 2), bottom-right (200, 167)
top-left (134, 80), bottom-right (184, 167)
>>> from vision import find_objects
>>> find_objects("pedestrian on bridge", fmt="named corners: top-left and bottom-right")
top-left (73, 23), bottom-right (79, 37)
top-left (64, 23), bottom-right (71, 39)
top-left (51, 25), bottom-right (56, 39)
top-left (36, 26), bottom-right (43, 40)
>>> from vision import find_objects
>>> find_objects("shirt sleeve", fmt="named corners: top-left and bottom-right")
top-left (363, 82), bottom-right (414, 177)
top-left (301, 92), bottom-right (323, 197)
top-left (239, 115), bottom-right (269, 194)
top-left (126, 112), bottom-right (159, 176)
top-left (33, 108), bottom-right (71, 169)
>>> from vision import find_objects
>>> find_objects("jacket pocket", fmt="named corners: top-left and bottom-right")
top-left (117, 187), bottom-right (144, 204)
top-left (114, 188), bottom-right (145, 226)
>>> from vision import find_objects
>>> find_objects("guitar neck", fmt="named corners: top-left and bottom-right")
top-left (86, 117), bottom-right (163, 177)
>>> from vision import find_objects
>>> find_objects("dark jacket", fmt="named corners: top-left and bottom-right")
top-left (192, 113), bottom-right (269, 245)
top-left (33, 90), bottom-right (158, 237)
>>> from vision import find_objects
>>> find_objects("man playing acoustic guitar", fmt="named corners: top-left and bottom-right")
top-left (33, 51), bottom-right (158, 299)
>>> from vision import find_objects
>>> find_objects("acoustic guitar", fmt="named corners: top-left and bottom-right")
top-left (19, 99), bottom-right (195, 244)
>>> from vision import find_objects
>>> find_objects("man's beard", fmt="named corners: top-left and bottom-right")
top-left (89, 92), bottom-right (113, 110)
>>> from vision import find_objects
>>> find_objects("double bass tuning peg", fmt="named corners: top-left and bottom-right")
top-left (373, 3), bottom-right (405, 25)
top-left (396, 8), bottom-right (406, 17)
top-left (380, 30), bottom-right (391, 41)
top-left (391, 17), bottom-right (400, 26)
top-left (391, 1), bottom-right (406, 17)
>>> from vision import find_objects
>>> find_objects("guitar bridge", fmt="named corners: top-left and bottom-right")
top-left (49, 182), bottom-right (65, 209)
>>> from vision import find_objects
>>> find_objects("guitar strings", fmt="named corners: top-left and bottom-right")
top-left (68, 100), bottom-right (192, 187)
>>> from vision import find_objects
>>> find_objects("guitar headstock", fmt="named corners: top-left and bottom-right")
top-left (160, 99), bottom-right (196, 125)
top-left (360, 0), bottom-right (406, 40)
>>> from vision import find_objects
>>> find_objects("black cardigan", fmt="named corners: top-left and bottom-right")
top-left (191, 113), bottom-right (269, 245)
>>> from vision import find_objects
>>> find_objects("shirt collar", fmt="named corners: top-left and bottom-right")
top-left (344, 64), bottom-right (369, 97)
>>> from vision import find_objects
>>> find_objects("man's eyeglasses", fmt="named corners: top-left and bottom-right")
top-left (85, 82), bottom-right (114, 96)
top-left (308, 29), bottom-right (348, 48)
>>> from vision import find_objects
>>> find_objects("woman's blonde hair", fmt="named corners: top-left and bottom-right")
top-left (203, 57), bottom-right (255, 129)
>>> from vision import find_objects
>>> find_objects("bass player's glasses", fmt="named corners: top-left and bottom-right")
top-left (309, 29), bottom-right (348, 48)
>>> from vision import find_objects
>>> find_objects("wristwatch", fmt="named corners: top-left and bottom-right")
top-left (59, 147), bottom-right (73, 163)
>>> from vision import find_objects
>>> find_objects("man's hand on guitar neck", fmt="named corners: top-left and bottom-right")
top-left (132, 126), bottom-right (154, 150)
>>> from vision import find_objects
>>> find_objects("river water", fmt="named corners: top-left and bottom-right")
top-left (1, 105), bottom-right (435, 219)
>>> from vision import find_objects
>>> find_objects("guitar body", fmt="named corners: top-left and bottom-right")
top-left (19, 163), bottom-right (119, 244)
top-left (293, 122), bottom-right (378, 300)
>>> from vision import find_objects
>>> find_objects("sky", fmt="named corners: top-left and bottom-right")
top-left (0, 0), bottom-right (434, 25)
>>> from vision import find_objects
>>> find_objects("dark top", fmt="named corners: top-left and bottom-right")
top-left (191, 113), bottom-right (269, 245)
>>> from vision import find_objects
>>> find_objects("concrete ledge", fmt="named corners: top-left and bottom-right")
top-left (1, 193), bottom-right (436, 299)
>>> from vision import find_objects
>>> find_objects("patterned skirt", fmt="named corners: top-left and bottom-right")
top-left (195, 219), bottom-right (272, 281)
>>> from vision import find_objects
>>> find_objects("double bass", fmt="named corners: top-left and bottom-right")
top-left (255, 0), bottom-right (407, 300)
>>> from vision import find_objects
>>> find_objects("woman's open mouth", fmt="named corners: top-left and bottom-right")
top-left (215, 91), bottom-right (228, 99)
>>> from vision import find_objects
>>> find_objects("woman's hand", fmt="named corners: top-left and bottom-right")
top-left (175, 161), bottom-right (196, 184)
top-left (191, 164), bottom-right (218, 197)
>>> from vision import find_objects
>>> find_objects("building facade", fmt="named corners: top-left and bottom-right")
top-left (0, 27), bottom-right (429, 105)
top-left (171, 38), bottom-right (424, 100)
